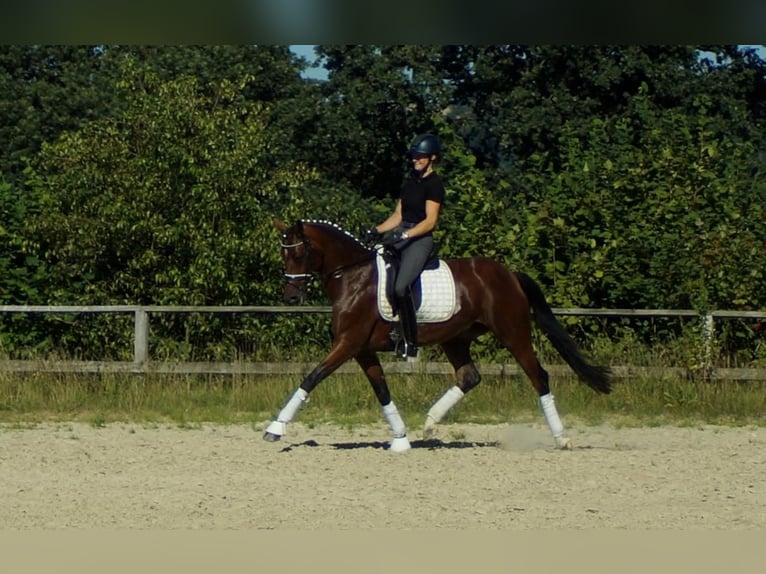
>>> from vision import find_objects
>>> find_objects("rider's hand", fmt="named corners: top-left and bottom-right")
top-left (383, 228), bottom-right (406, 247)
top-left (361, 228), bottom-right (382, 243)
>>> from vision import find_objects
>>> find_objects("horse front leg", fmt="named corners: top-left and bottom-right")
top-left (263, 340), bottom-right (355, 442)
top-left (355, 350), bottom-right (411, 453)
top-left (262, 372), bottom-right (317, 442)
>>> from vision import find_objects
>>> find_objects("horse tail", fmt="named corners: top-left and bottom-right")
top-left (515, 271), bottom-right (613, 394)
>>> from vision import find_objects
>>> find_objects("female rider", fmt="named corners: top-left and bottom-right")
top-left (365, 133), bottom-right (445, 359)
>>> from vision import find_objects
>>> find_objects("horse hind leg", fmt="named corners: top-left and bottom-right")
top-left (498, 327), bottom-right (572, 450)
top-left (533, 363), bottom-right (572, 450)
top-left (424, 339), bottom-right (481, 439)
top-left (423, 379), bottom-right (468, 439)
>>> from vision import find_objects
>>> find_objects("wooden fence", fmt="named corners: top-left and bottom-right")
top-left (0, 305), bottom-right (764, 380)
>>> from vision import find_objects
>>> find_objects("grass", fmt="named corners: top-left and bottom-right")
top-left (2, 312), bottom-right (764, 431)
top-left (0, 369), bottom-right (763, 429)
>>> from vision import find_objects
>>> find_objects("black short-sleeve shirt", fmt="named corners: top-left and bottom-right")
top-left (400, 173), bottom-right (445, 226)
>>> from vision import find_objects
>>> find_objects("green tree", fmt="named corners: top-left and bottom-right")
top-left (20, 66), bottom-right (320, 359)
top-left (300, 45), bottom-right (454, 198)
top-left (0, 45), bottom-right (308, 184)
top-left (26, 67), bottom-right (314, 306)
top-left (0, 45), bottom-right (122, 183)
top-left (512, 90), bottom-right (766, 314)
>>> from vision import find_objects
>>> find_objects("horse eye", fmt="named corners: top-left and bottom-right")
top-left (293, 252), bottom-right (304, 261)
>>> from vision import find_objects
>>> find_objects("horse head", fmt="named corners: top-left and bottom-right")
top-left (274, 218), bottom-right (373, 305)
top-left (274, 218), bottom-right (319, 305)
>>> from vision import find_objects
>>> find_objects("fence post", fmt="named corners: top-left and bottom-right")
top-left (701, 312), bottom-right (714, 377)
top-left (134, 307), bottom-right (148, 369)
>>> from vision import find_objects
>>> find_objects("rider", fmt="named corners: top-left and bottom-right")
top-left (364, 133), bottom-right (445, 359)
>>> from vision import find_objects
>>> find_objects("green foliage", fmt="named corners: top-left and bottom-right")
top-left (534, 102), bottom-right (766, 313)
top-left (1, 45), bottom-right (765, 364)
top-left (304, 45), bottom-right (455, 196)
top-left (0, 46), bottom-right (124, 183)
top-left (0, 45), bottom-right (308, 184)
top-left (19, 66), bottom-right (318, 356)
top-left (26, 67), bottom-right (310, 306)
top-left (0, 177), bottom-right (45, 304)
top-left (0, 176), bottom-right (50, 351)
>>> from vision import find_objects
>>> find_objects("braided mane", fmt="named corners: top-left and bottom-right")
top-left (300, 219), bottom-right (366, 247)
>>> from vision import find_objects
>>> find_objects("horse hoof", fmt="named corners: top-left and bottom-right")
top-left (423, 417), bottom-right (437, 439)
top-left (555, 437), bottom-right (573, 450)
top-left (389, 435), bottom-right (411, 453)
top-left (263, 420), bottom-right (286, 440)
top-left (263, 431), bottom-right (282, 442)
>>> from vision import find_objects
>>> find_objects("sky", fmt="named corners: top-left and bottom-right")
top-left (290, 45), bottom-right (329, 81)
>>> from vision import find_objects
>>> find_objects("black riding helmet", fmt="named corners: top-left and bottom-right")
top-left (408, 134), bottom-right (441, 158)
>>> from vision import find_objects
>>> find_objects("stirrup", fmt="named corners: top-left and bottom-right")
top-left (395, 339), bottom-right (418, 359)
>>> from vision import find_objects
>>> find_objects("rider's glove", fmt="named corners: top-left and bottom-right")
top-left (383, 228), bottom-right (408, 247)
top-left (361, 228), bottom-right (383, 243)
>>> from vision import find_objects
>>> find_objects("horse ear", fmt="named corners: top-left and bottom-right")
top-left (274, 218), bottom-right (286, 232)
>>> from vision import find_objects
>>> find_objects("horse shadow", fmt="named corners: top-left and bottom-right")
top-left (279, 438), bottom-right (500, 452)
top-left (277, 439), bottom-right (614, 453)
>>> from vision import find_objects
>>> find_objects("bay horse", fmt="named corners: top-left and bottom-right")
top-left (265, 219), bottom-right (612, 452)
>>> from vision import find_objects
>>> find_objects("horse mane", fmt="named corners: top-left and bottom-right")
top-left (299, 219), bottom-right (368, 249)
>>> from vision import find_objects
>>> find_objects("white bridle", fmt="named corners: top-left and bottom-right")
top-left (281, 238), bottom-right (313, 283)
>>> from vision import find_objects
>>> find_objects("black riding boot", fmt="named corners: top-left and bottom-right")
top-left (394, 293), bottom-right (418, 358)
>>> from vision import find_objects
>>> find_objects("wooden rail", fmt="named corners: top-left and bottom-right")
top-left (0, 305), bottom-right (764, 380)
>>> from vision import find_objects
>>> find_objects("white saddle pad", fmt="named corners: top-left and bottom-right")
top-left (376, 254), bottom-right (460, 323)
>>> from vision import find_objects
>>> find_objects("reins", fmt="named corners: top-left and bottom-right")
top-left (322, 250), bottom-right (375, 282)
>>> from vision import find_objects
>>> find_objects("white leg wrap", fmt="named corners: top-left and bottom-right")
top-left (266, 388), bottom-right (308, 436)
top-left (426, 386), bottom-right (465, 424)
top-left (540, 393), bottom-right (564, 439)
top-left (382, 401), bottom-right (407, 438)
top-left (382, 402), bottom-right (410, 452)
